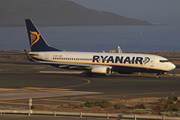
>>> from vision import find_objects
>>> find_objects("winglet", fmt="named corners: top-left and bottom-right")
top-left (118, 46), bottom-right (122, 53)
top-left (24, 49), bottom-right (34, 62)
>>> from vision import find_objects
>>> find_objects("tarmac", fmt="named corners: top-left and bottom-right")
top-left (0, 72), bottom-right (180, 107)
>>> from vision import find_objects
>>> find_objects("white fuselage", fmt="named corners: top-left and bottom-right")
top-left (30, 51), bottom-right (176, 74)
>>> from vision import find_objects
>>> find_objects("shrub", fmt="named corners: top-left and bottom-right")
top-left (113, 103), bottom-right (125, 109)
top-left (100, 103), bottom-right (110, 108)
top-left (177, 101), bottom-right (180, 107)
top-left (172, 107), bottom-right (180, 111)
top-left (79, 104), bottom-right (85, 108)
top-left (74, 105), bottom-right (80, 108)
top-left (84, 101), bottom-right (95, 107)
top-left (99, 100), bottom-right (111, 108)
top-left (156, 105), bottom-right (164, 111)
top-left (165, 104), bottom-right (172, 109)
top-left (135, 104), bottom-right (146, 109)
top-left (159, 97), bottom-right (165, 104)
top-left (85, 100), bottom-right (111, 108)
top-left (68, 103), bottom-right (77, 107)
top-left (64, 105), bottom-right (71, 108)
top-left (166, 100), bottom-right (173, 105)
top-left (95, 101), bottom-right (102, 106)
top-left (74, 104), bottom-right (85, 108)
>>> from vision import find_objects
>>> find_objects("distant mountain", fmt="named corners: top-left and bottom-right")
top-left (0, 0), bottom-right (151, 26)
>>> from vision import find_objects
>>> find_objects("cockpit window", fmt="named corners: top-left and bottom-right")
top-left (160, 60), bottom-right (169, 63)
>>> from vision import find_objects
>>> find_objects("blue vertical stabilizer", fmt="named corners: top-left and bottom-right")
top-left (25, 19), bottom-right (60, 52)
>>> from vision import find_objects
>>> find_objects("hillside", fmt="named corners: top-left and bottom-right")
top-left (0, 0), bottom-right (151, 26)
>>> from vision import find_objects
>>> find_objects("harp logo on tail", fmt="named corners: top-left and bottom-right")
top-left (30, 31), bottom-right (40, 47)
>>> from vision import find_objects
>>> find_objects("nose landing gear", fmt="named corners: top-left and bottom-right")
top-left (156, 73), bottom-right (163, 79)
top-left (156, 74), bottom-right (160, 79)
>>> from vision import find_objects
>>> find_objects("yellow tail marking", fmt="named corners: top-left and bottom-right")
top-left (30, 31), bottom-right (40, 47)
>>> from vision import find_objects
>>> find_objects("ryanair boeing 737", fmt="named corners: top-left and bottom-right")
top-left (24, 19), bottom-right (176, 78)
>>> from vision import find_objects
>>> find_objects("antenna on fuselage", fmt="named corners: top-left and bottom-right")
top-left (118, 46), bottom-right (122, 53)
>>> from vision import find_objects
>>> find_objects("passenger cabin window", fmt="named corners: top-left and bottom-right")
top-left (53, 57), bottom-right (92, 61)
top-left (160, 60), bottom-right (169, 63)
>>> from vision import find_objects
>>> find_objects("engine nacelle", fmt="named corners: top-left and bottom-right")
top-left (91, 66), bottom-right (111, 76)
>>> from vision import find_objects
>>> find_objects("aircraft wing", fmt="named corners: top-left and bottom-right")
top-left (38, 61), bottom-right (93, 69)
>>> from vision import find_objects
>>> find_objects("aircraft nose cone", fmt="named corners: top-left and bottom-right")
top-left (169, 63), bottom-right (176, 71)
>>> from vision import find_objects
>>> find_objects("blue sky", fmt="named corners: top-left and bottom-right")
top-left (70, 0), bottom-right (180, 25)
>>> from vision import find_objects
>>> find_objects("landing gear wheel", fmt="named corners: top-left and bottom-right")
top-left (156, 75), bottom-right (160, 79)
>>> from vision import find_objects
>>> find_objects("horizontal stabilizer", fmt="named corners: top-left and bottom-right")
top-left (24, 49), bottom-right (35, 62)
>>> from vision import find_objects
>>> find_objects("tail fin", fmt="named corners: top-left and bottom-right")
top-left (25, 19), bottom-right (60, 52)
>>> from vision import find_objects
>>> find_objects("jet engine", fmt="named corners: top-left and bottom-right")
top-left (91, 66), bottom-right (111, 76)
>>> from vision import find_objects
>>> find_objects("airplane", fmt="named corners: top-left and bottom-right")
top-left (24, 19), bottom-right (176, 78)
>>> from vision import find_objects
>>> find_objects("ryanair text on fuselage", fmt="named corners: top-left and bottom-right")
top-left (93, 55), bottom-right (150, 65)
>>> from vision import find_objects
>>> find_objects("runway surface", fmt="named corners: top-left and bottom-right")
top-left (0, 72), bottom-right (180, 107)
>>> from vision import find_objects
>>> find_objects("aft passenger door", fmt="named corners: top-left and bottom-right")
top-left (150, 58), bottom-right (154, 67)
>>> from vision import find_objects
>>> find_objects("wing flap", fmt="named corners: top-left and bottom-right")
top-left (38, 61), bottom-right (93, 69)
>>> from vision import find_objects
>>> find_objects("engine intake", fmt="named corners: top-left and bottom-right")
top-left (91, 66), bottom-right (111, 76)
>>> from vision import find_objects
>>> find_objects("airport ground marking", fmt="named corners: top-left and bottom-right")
top-left (20, 87), bottom-right (73, 91)
top-left (0, 88), bottom-right (17, 91)
top-left (0, 75), bottom-right (90, 92)
top-left (61, 77), bottom-right (91, 88)
top-left (19, 76), bottom-right (90, 91)
top-left (81, 82), bottom-right (175, 88)
top-left (38, 95), bottom-right (121, 102)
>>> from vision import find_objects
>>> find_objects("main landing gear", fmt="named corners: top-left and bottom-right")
top-left (85, 70), bottom-right (92, 77)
